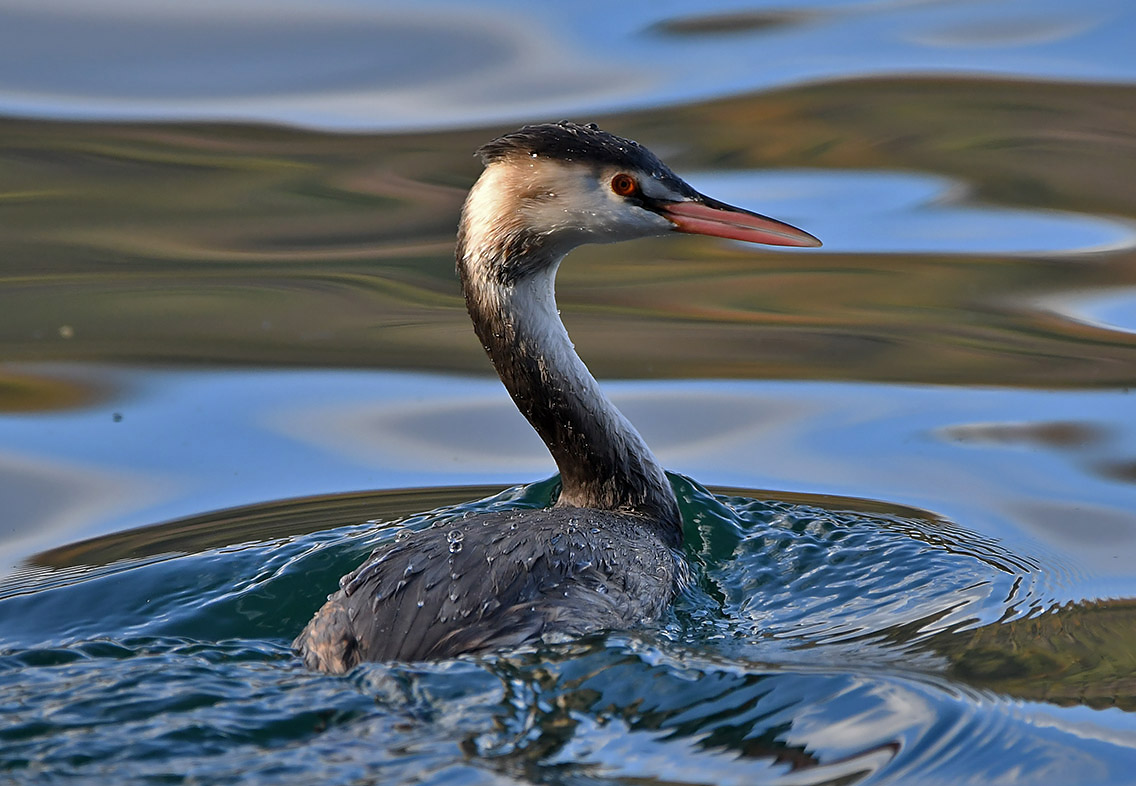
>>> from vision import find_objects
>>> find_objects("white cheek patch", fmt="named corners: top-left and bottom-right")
top-left (522, 164), bottom-right (674, 243)
top-left (462, 166), bottom-right (522, 247)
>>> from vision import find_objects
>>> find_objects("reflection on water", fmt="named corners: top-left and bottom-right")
top-left (1, 366), bottom-right (1133, 594)
top-left (2, 480), bottom-right (1134, 784)
top-left (2, 0), bottom-right (1132, 130)
top-left (0, 2), bottom-right (634, 129)
top-left (1038, 287), bottom-right (1136, 336)
top-left (688, 169), bottom-right (1133, 255)
top-left (4, 74), bottom-right (1136, 387)
top-left (2, 0), bottom-right (1136, 781)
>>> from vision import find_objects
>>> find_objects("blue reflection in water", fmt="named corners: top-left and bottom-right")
top-left (687, 170), bottom-right (1133, 255)
top-left (1040, 288), bottom-right (1136, 335)
top-left (0, 0), bottom-right (1132, 129)
top-left (0, 0), bottom-right (1133, 777)
top-left (2, 366), bottom-right (1134, 602)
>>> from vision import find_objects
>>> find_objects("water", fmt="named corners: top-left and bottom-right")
top-left (3, 0), bottom-right (1136, 783)
top-left (3, 480), bottom-right (1135, 783)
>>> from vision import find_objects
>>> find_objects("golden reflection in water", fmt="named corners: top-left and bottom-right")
top-left (1, 76), bottom-right (1135, 385)
top-left (28, 486), bottom-right (507, 569)
top-left (940, 598), bottom-right (1136, 710)
top-left (0, 367), bottom-right (102, 413)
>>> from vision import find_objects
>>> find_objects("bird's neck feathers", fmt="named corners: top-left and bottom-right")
top-left (456, 168), bottom-right (681, 536)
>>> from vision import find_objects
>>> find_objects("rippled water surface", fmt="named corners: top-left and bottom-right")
top-left (2, 0), bottom-right (1136, 783)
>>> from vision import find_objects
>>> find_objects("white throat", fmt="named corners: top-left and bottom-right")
top-left (456, 174), bottom-right (681, 530)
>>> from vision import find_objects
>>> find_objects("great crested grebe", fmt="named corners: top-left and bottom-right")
top-left (295, 122), bottom-right (820, 672)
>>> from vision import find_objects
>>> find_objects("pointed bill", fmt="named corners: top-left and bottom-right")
top-left (661, 197), bottom-right (821, 248)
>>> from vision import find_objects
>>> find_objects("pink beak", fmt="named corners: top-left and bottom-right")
top-left (661, 198), bottom-right (821, 248)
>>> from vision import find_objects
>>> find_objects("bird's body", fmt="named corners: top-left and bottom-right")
top-left (295, 508), bottom-right (684, 667)
top-left (295, 122), bottom-right (819, 672)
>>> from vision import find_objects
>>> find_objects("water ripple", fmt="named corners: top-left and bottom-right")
top-left (1, 479), bottom-right (1131, 784)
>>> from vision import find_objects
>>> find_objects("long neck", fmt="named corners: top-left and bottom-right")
top-left (456, 221), bottom-right (681, 540)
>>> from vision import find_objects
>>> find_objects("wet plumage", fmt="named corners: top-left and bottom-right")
top-left (296, 508), bottom-right (685, 670)
top-left (294, 122), bottom-right (819, 672)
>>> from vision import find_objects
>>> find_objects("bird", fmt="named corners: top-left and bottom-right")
top-left (294, 122), bottom-right (820, 672)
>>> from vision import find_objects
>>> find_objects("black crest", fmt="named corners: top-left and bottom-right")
top-left (478, 122), bottom-right (691, 194)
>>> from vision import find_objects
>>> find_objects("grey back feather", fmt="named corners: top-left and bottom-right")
top-left (293, 507), bottom-right (684, 672)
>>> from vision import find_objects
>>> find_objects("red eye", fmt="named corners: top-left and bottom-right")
top-left (611, 173), bottom-right (638, 197)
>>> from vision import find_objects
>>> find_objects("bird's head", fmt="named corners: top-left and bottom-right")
top-left (459, 122), bottom-right (819, 281)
